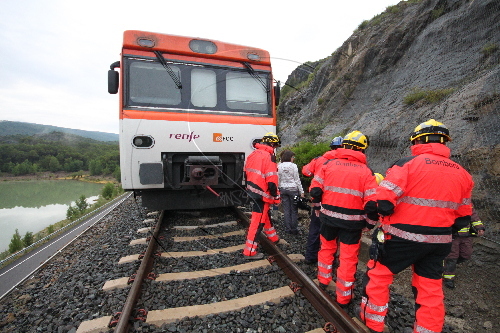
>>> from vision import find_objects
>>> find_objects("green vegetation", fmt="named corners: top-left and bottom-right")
top-left (0, 131), bottom-right (119, 179)
top-left (481, 43), bottom-right (499, 57)
top-left (2, 183), bottom-right (124, 265)
top-left (8, 229), bottom-right (23, 253)
top-left (299, 123), bottom-right (327, 141)
top-left (283, 138), bottom-right (342, 189)
top-left (431, 7), bottom-right (445, 20)
top-left (403, 88), bottom-right (455, 105)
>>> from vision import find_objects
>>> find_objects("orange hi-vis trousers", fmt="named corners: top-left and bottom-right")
top-left (243, 200), bottom-right (279, 256)
top-left (361, 260), bottom-right (445, 333)
top-left (317, 233), bottom-right (361, 305)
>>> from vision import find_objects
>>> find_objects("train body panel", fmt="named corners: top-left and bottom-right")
top-left (110, 31), bottom-right (278, 210)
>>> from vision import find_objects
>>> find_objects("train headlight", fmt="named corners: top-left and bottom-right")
top-left (132, 135), bottom-right (154, 148)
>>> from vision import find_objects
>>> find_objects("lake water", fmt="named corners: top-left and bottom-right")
top-left (0, 180), bottom-right (104, 252)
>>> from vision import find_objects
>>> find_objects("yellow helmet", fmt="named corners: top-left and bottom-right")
top-left (374, 173), bottom-right (384, 185)
top-left (261, 132), bottom-right (281, 146)
top-left (410, 119), bottom-right (451, 143)
top-left (343, 130), bottom-right (369, 150)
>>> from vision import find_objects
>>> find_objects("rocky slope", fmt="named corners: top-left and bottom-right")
top-left (278, 0), bottom-right (500, 235)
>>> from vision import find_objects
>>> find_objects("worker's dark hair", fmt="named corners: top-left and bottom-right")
top-left (280, 150), bottom-right (295, 162)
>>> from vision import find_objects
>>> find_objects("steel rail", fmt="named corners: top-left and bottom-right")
top-left (114, 210), bottom-right (165, 333)
top-left (233, 207), bottom-right (366, 333)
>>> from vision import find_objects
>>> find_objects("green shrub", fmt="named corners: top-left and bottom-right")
top-left (9, 229), bottom-right (23, 253)
top-left (22, 231), bottom-right (34, 247)
top-left (102, 182), bottom-right (115, 200)
top-left (481, 43), bottom-right (499, 57)
top-left (431, 7), bottom-right (445, 20)
top-left (404, 88), bottom-right (455, 105)
top-left (357, 20), bottom-right (369, 31)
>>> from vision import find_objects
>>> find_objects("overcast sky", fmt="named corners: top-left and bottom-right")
top-left (0, 0), bottom-right (401, 134)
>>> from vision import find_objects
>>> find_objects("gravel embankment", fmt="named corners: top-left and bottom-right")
top-left (0, 200), bottom-right (497, 333)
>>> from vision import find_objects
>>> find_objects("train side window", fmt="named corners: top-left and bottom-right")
top-left (226, 72), bottom-right (267, 113)
top-left (129, 62), bottom-right (181, 106)
top-left (191, 68), bottom-right (217, 108)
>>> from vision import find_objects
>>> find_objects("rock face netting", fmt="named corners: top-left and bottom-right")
top-left (279, 0), bottom-right (500, 243)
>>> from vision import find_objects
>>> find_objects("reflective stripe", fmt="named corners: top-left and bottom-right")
top-left (472, 221), bottom-right (482, 226)
top-left (246, 168), bottom-right (265, 178)
top-left (246, 168), bottom-right (277, 179)
top-left (320, 208), bottom-right (365, 221)
top-left (383, 225), bottom-right (452, 243)
top-left (325, 186), bottom-right (363, 197)
top-left (336, 287), bottom-right (352, 296)
top-left (365, 188), bottom-right (376, 197)
top-left (443, 275), bottom-right (455, 279)
top-left (362, 297), bottom-right (388, 313)
top-left (318, 261), bottom-right (332, 270)
top-left (264, 227), bottom-right (277, 238)
top-left (337, 277), bottom-right (354, 287)
top-left (415, 324), bottom-right (440, 333)
top-left (365, 312), bottom-right (385, 323)
top-left (397, 196), bottom-right (461, 210)
top-left (462, 197), bottom-right (472, 205)
top-left (380, 180), bottom-right (403, 196)
top-left (366, 217), bottom-right (377, 226)
top-left (312, 203), bottom-right (321, 207)
top-left (244, 245), bottom-right (257, 253)
top-left (247, 185), bottom-right (273, 199)
top-left (313, 175), bottom-right (324, 184)
top-left (318, 271), bottom-right (331, 279)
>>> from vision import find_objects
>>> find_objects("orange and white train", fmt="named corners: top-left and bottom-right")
top-left (108, 30), bottom-right (279, 210)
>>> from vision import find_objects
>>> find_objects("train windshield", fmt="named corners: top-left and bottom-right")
top-left (125, 57), bottom-right (271, 116)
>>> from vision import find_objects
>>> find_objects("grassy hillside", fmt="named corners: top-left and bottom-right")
top-left (0, 120), bottom-right (118, 142)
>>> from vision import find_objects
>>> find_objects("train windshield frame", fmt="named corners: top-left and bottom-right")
top-left (124, 56), bottom-right (272, 116)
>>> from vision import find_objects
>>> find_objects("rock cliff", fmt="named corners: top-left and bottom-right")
top-left (278, 0), bottom-right (500, 226)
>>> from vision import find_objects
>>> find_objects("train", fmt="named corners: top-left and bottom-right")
top-left (108, 30), bottom-right (279, 210)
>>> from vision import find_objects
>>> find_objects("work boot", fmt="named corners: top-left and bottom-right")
top-left (319, 282), bottom-right (329, 291)
top-left (244, 252), bottom-right (264, 260)
top-left (444, 279), bottom-right (455, 289)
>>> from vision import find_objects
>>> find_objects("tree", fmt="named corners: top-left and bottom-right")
top-left (66, 205), bottom-right (79, 220)
top-left (102, 182), bottom-right (115, 199)
top-left (75, 195), bottom-right (88, 213)
top-left (23, 231), bottom-right (34, 247)
top-left (9, 229), bottom-right (24, 253)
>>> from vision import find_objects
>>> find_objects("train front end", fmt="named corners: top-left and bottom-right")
top-left (108, 31), bottom-right (278, 210)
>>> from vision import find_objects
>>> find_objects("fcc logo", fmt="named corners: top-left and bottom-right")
top-left (213, 133), bottom-right (234, 142)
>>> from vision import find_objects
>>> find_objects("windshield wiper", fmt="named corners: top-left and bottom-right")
top-left (153, 50), bottom-right (182, 89)
top-left (243, 62), bottom-right (269, 93)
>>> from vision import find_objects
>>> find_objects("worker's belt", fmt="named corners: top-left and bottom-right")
top-left (382, 225), bottom-right (452, 243)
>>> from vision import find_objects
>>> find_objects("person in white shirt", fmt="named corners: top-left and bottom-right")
top-left (278, 150), bottom-right (304, 234)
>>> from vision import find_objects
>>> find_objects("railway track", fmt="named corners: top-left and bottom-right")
top-left (76, 206), bottom-right (368, 333)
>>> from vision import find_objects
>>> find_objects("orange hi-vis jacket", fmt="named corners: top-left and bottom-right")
top-left (302, 150), bottom-right (337, 177)
top-left (245, 143), bottom-right (279, 202)
top-left (310, 148), bottom-right (378, 230)
top-left (375, 143), bottom-right (473, 242)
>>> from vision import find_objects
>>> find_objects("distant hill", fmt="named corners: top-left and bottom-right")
top-left (0, 121), bottom-right (118, 142)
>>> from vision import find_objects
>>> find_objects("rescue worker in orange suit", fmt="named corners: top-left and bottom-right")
top-left (443, 207), bottom-right (485, 289)
top-left (360, 119), bottom-right (474, 333)
top-left (302, 136), bottom-right (344, 264)
top-left (243, 132), bottom-right (281, 260)
top-left (309, 131), bottom-right (378, 308)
